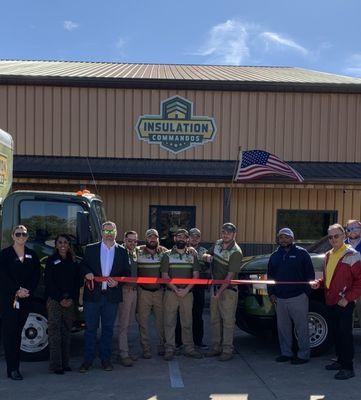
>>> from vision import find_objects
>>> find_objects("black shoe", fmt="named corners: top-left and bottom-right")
top-left (101, 360), bottom-right (114, 371)
top-left (7, 370), bottom-right (23, 380)
top-left (275, 355), bottom-right (292, 362)
top-left (54, 369), bottom-right (64, 375)
top-left (334, 369), bottom-right (355, 380)
top-left (291, 357), bottom-right (309, 365)
top-left (325, 362), bottom-right (341, 371)
top-left (63, 366), bottom-right (72, 372)
top-left (79, 362), bottom-right (92, 373)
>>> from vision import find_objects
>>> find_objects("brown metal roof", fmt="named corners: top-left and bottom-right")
top-left (0, 60), bottom-right (361, 92)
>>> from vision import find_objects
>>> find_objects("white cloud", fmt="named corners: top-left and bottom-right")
top-left (343, 54), bottom-right (361, 77)
top-left (193, 20), bottom-right (310, 65)
top-left (63, 20), bottom-right (79, 31)
top-left (261, 32), bottom-right (308, 55)
top-left (195, 20), bottom-right (252, 65)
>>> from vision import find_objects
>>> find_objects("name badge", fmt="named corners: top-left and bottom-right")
top-left (54, 259), bottom-right (61, 265)
top-left (25, 254), bottom-right (32, 259)
top-left (289, 255), bottom-right (296, 259)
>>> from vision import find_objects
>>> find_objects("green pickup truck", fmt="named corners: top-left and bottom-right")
top-left (236, 237), bottom-right (337, 356)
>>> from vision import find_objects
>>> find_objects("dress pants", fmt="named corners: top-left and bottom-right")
top-left (328, 302), bottom-right (355, 370)
top-left (2, 306), bottom-right (29, 374)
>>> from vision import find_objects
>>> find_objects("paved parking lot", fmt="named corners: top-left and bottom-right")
top-left (1, 313), bottom-right (361, 400)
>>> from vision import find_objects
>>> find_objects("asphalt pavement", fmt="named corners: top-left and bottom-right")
top-left (1, 312), bottom-right (361, 400)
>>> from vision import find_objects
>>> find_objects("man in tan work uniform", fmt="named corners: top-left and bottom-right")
top-left (161, 229), bottom-right (202, 361)
top-left (117, 231), bottom-right (138, 367)
top-left (137, 229), bottom-right (167, 359)
top-left (203, 222), bottom-right (243, 361)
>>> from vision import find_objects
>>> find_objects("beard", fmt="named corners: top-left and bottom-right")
top-left (175, 241), bottom-right (187, 249)
top-left (146, 241), bottom-right (158, 250)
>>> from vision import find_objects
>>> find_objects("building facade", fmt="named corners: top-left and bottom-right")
top-left (1, 61), bottom-right (361, 253)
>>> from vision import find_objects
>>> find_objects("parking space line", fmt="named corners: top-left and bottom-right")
top-left (168, 360), bottom-right (185, 388)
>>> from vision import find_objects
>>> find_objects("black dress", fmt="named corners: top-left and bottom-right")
top-left (0, 246), bottom-right (41, 375)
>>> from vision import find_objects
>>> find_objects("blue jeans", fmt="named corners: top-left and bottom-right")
top-left (83, 296), bottom-right (118, 363)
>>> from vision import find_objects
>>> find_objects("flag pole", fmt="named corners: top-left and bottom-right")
top-left (226, 146), bottom-right (242, 210)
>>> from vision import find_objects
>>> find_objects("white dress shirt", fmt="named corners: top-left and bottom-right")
top-left (100, 241), bottom-right (116, 290)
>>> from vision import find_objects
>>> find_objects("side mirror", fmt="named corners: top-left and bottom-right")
top-left (76, 211), bottom-right (90, 246)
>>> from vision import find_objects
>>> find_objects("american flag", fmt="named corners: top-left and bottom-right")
top-left (234, 150), bottom-right (304, 182)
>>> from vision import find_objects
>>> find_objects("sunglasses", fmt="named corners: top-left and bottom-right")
top-left (328, 233), bottom-right (342, 240)
top-left (103, 229), bottom-right (116, 234)
top-left (14, 232), bottom-right (28, 237)
top-left (346, 227), bottom-right (361, 233)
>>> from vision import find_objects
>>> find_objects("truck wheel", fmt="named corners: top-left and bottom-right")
top-left (308, 301), bottom-right (333, 357)
top-left (20, 302), bottom-right (49, 361)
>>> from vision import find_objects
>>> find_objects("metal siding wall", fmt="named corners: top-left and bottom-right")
top-left (231, 187), bottom-right (361, 244)
top-left (1, 85), bottom-right (361, 162)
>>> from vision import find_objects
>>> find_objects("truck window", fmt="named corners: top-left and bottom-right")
top-left (20, 200), bottom-right (84, 247)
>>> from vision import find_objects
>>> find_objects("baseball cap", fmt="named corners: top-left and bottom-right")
top-left (145, 228), bottom-right (159, 238)
top-left (175, 228), bottom-right (189, 237)
top-left (277, 228), bottom-right (294, 238)
top-left (189, 228), bottom-right (201, 237)
top-left (222, 222), bottom-right (237, 233)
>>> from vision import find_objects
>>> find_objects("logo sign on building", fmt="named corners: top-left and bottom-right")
top-left (136, 96), bottom-right (217, 153)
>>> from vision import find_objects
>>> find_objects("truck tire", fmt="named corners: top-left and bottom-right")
top-left (308, 300), bottom-right (333, 357)
top-left (20, 302), bottom-right (49, 361)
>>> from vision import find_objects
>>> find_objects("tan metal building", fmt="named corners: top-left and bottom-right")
top-left (1, 60), bottom-right (361, 253)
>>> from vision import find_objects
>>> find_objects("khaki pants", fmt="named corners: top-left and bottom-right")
top-left (137, 287), bottom-right (164, 352)
top-left (210, 289), bottom-right (237, 354)
top-left (47, 298), bottom-right (75, 371)
top-left (117, 286), bottom-right (137, 357)
top-left (164, 290), bottom-right (194, 353)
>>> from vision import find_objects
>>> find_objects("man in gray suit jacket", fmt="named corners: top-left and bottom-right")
top-left (79, 221), bottom-right (130, 372)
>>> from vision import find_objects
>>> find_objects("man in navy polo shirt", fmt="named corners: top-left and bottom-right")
top-left (267, 228), bottom-right (315, 364)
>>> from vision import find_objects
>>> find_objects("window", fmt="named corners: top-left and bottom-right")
top-left (20, 200), bottom-right (84, 248)
top-left (277, 209), bottom-right (338, 243)
top-left (149, 205), bottom-right (196, 248)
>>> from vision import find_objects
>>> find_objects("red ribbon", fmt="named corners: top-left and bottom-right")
top-left (85, 276), bottom-right (315, 286)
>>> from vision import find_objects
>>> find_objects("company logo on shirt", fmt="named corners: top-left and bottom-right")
top-left (136, 96), bottom-right (217, 154)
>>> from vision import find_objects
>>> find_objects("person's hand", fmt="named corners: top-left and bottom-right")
top-left (85, 273), bottom-right (94, 281)
top-left (176, 288), bottom-right (189, 298)
top-left (203, 254), bottom-right (213, 263)
top-left (17, 287), bottom-right (29, 298)
top-left (269, 294), bottom-right (277, 305)
top-left (187, 247), bottom-right (197, 256)
top-left (60, 299), bottom-right (73, 308)
top-left (310, 280), bottom-right (320, 290)
top-left (107, 277), bottom-right (118, 288)
top-left (337, 297), bottom-right (348, 307)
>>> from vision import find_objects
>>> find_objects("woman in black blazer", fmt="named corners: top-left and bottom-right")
top-left (0, 225), bottom-right (41, 380)
top-left (45, 234), bottom-right (80, 374)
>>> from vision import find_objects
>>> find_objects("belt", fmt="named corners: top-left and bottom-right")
top-left (140, 286), bottom-right (162, 292)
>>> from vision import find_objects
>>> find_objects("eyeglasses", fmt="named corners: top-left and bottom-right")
top-left (328, 233), bottom-right (342, 240)
top-left (14, 232), bottom-right (28, 237)
top-left (346, 227), bottom-right (361, 233)
top-left (103, 229), bottom-right (116, 234)
top-left (126, 239), bottom-right (138, 243)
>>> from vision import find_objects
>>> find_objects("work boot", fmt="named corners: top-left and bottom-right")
top-left (218, 352), bottom-right (233, 361)
top-left (184, 350), bottom-right (202, 359)
top-left (118, 356), bottom-right (133, 367)
top-left (205, 348), bottom-right (221, 357)
top-left (101, 361), bottom-right (114, 371)
top-left (142, 349), bottom-right (152, 359)
top-left (164, 351), bottom-right (174, 361)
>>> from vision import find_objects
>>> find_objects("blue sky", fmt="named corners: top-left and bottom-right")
top-left (1, 0), bottom-right (361, 77)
